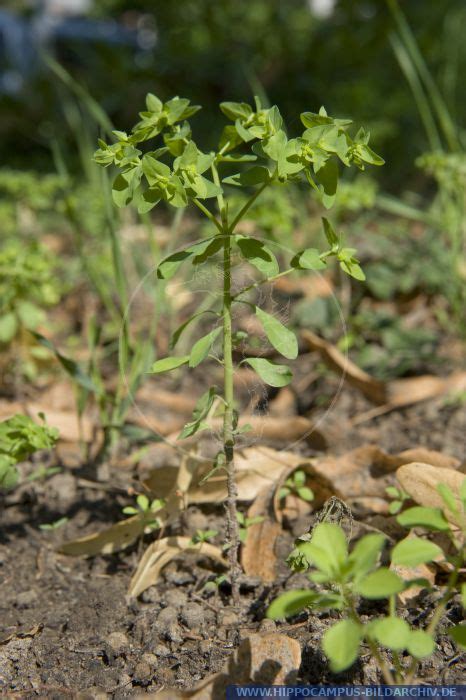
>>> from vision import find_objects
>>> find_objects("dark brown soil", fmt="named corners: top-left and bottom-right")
top-left (1, 387), bottom-right (465, 698)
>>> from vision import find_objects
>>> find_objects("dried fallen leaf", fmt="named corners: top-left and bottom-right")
top-left (304, 446), bottom-right (461, 510)
top-left (302, 329), bottom-right (466, 412)
top-left (144, 446), bottom-right (304, 504)
top-left (302, 329), bottom-right (386, 403)
top-left (59, 515), bottom-right (145, 556)
top-left (241, 486), bottom-right (282, 583)
top-left (388, 373), bottom-right (466, 408)
top-left (396, 462), bottom-right (465, 522)
top-left (147, 632), bottom-right (301, 699)
top-left (128, 536), bottom-right (226, 598)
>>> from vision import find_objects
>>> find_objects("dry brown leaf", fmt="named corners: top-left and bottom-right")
top-left (59, 515), bottom-right (145, 557)
top-left (304, 446), bottom-right (461, 509)
top-left (128, 536), bottom-right (226, 598)
top-left (144, 446), bottom-right (303, 504)
top-left (241, 485), bottom-right (282, 582)
top-left (396, 462), bottom-right (465, 521)
top-left (302, 329), bottom-right (466, 411)
top-left (302, 329), bottom-right (386, 403)
top-left (135, 385), bottom-right (196, 415)
top-left (388, 372), bottom-right (466, 408)
top-left (148, 632), bottom-right (301, 699)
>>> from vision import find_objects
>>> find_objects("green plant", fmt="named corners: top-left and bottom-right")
top-left (0, 238), bottom-right (62, 381)
top-left (190, 529), bottom-right (219, 545)
top-left (122, 494), bottom-right (165, 532)
top-left (0, 414), bottom-right (59, 489)
top-left (39, 517), bottom-right (69, 531)
top-left (268, 479), bottom-right (466, 683)
top-left (279, 469), bottom-right (314, 504)
top-left (94, 93), bottom-right (383, 601)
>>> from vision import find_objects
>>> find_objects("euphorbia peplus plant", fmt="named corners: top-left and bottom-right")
top-left (94, 95), bottom-right (383, 601)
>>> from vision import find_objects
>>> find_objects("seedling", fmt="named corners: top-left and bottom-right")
top-left (0, 414), bottom-right (59, 489)
top-left (236, 512), bottom-right (265, 544)
top-left (268, 479), bottom-right (466, 683)
top-left (39, 517), bottom-right (69, 531)
top-left (385, 485), bottom-right (410, 515)
top-left (279, 469), bottom-right (314, 504)
top-left (122, 493), bottom-right (165, 532)
top-left (190, 529), bottom-right (219, 545)
top-left (94, 93), bottom-right (383, 601)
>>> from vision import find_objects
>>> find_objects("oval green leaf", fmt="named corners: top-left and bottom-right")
top-left (391, 537), bottom-right (442, 568)
top-left (266, 590), bottom-right (320, 620)
top-left (255, 307), bottom-right (298, 360)
top-left (397, 506), bottom-right (450, 532)
top-left (322, 619), bottom-right (362, 673)
top-left (369, 617), bottom-right (411, 651)
top-left (150, 356), bottom-right (189, 374)
top-left (407, 630), bottom-right (436, 659)
top-left (355, 568), bottom-right (405, 599)
top-left (243, 357), bottom-right (292, 388)
top-left (189, 327), bottom-right (222, 368)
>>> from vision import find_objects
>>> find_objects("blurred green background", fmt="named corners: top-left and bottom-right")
top-left (2, 0), bottom-right (465, 189)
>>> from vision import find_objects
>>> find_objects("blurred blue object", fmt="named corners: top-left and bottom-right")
top-left (0, 4), bottom-right (156, 95)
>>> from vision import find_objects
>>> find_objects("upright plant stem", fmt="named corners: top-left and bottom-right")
top-left (212, 156), bottom-right (241, 604)
top-left (222, 228), bottom-right (241, 603)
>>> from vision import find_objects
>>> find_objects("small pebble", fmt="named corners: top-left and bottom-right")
top-left (107, 632), bottom-right (129, 655)
top-left (16, 590), bottom-right (38, 608)
top-left (153, 643), bottom-right (170, 657)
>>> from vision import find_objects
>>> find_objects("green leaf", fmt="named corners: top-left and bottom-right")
top-left (348, 533), bottom-right (386, 580)
top-left (299, 523), bottom-right (348, 577)
top-left (189, 327), bottom-right (222, 368)
top-left (266, 590), bottom-right (321, 619)
top-left (142, 155), bottom-right (171, 184)
top-left (170, 310), bottom-right (218, 350)
top-left (355, 568), bottom-right (405, 599)
top-left (0, 456), bottom-right (19, 490)
top-left (149, 356), bottom-right (189, 374)
top-left (243, 357), bottom-right (292, 388)
top-left (137, 494), bottom-right (150, 511)
top-left (397, 506), bottom-right (451, 532)
top-left (460, 478), bottom-right (466, 508)
top-left (16, 301), bottom-right (45, 330)
top-left (179, 386), bottom-right (217, 439)
top-left (407, 630), bottom-right (436, 659)
top-left (220, 101), bottom-right (253, 121)
top-left (262, 130), bottom-right (288, 161)
top-left (437, 483), bottom-right (459, 517)
top-left (31, 332), bottom-right (100, 394)
top-left (391, 537), bottom-right (442, 567)
top-left (0, 312), bottom-right (18, 343)
top-left (462, 583), bottom-right (466, 610)
top-left (223, 166), bottom-right (270, 187)
top-left (322, 619), bottom-right (362, 673)
top-left (157, 237), bottom-right (219, 280)
top-left (449, 624), bottom-right (466, 650)
top-left (297, 486), bottom-right (314, 502)
top-left (369, 617), bottom-right (410, 651)
top-left (315, 158), bottom-right (338, 208)
top-left (255, 307), bottom-right (298, 360)
top-left (291, 248), bottom-right (326, 271)
top-left (322, 217), bottom-right (339, 247)
top-left (236, 236), bottom-right (279, 277)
